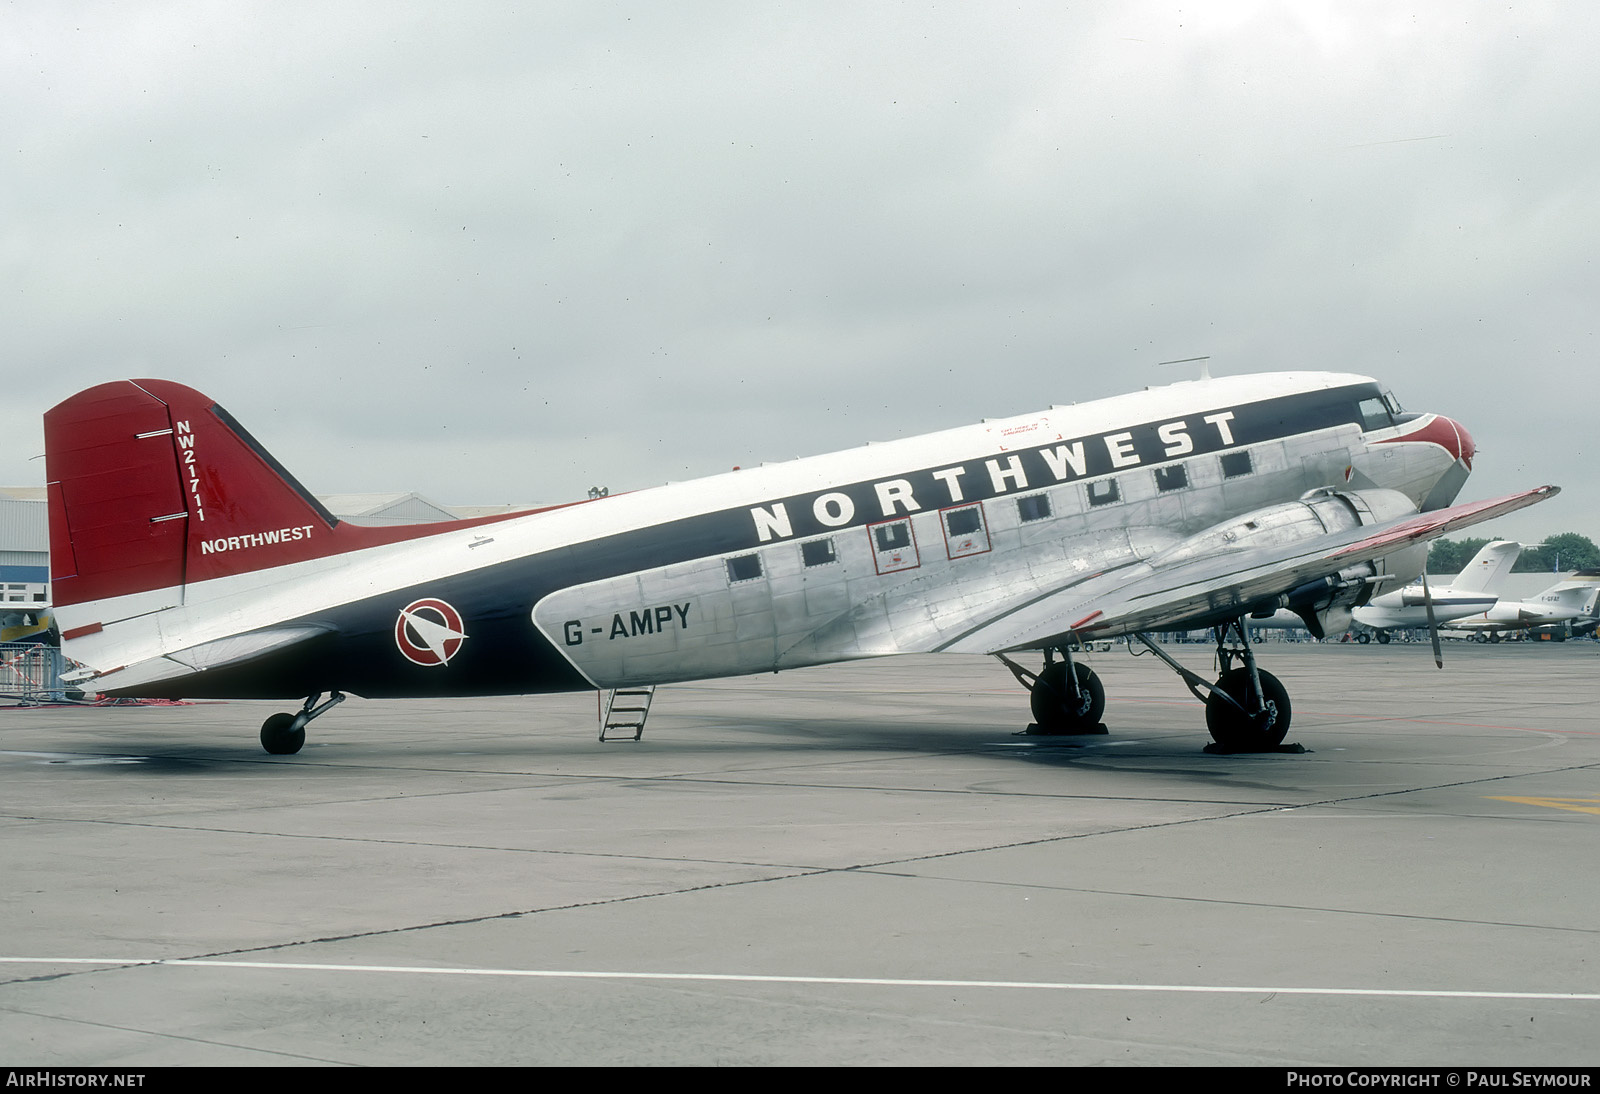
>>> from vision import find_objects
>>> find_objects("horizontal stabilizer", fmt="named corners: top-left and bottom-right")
top-left (87, 624), bottom-right (333, 693)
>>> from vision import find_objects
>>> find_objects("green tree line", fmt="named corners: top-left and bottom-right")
top-left (1427, 533), bottom-right (1600, 575)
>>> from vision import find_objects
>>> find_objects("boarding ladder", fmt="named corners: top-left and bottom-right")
top-left (598, 685), bottom-right (656, 742)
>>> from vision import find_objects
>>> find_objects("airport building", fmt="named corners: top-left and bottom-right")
top-left (0, 489), bottom-right (48, 607)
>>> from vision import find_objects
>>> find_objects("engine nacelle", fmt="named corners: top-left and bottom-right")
top-left (1153, 487), bottom-right (1416, 568)
top-left (1150, 488), bottom-right (1427, 638)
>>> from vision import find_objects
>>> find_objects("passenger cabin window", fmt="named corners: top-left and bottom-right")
top-left (868, 517), bottom-right (920, 574)
top-left (1017, 494), bottom-right (1052, 522)
top-left (1086, 479), bottom-right (1120, 507)
top-left (801, 538), bottom-right (836, 568)
top-left (942, 503), bottom-right (991, 559)
top-left (1154, 464), bottom-right (1188, 493)
top-left (726, 554), bottom-right (762, 582)
top-left (1220, 451), bottom-right (1253, 479)
top-left (945, 507), bottom-right (982, 537)
top-left (874, 522), bottom-right (911, 552)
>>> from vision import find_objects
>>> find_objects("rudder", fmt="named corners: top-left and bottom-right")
top-left (45, 379), bottom-right (339, 609)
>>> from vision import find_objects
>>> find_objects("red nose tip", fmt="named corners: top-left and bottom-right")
top-left (1375, 414), bottom-right (1475, 468)
top-left (1440, 416), bottom-right (1475, 470)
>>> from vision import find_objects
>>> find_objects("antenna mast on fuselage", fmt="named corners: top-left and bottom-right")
top-left (1158, 355), bottom-right (1212, 381)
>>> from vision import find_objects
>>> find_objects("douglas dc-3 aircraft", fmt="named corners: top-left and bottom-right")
top-left (43, 374), bottom-right (1555, 756)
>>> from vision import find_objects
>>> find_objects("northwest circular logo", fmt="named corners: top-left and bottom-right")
top-left (394, 598), bottom-right (467, 666)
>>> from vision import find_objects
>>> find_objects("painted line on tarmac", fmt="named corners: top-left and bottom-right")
top-left (2, 957), bottom-right (1596, 1000)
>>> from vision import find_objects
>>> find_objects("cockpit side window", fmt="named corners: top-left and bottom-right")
top-left (1357, 397), bottom-right (1393, 431)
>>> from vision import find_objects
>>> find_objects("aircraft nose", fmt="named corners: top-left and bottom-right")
top-left (1439, 415), bottom-right (1475, 470)
top-left (1382, 413), bottom-right (1475, 469)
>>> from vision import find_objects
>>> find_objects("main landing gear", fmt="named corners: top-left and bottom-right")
top-left (259, 691), bottom-right (346, 755)
top-left (997, 645), bottom-right (1106, 735)
top-left (1001, 617), bottom-right (1296, 752)
top-left (1131, 619), bottom-right (1293, 752)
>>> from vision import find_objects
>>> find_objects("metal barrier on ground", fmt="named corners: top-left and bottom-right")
top-left (0, 642), bottom-right (69, 705)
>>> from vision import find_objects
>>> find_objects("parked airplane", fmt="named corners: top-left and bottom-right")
top-left (43, 374), bottom-right (1554, 755)
top-left (0, 606), bottom-right (53, 644)
top-left (1442, 570), bottom-right (1600, 641)
top-left (1350, 539), bottom-right (1522, 643)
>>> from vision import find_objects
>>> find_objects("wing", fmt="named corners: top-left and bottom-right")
top-left (939, 485), bottom-right (1559, 654)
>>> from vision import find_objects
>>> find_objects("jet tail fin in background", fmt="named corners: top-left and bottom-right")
top-left (1449, 540), bottom-right (1522, 596)
top-left (1535, 571), bottom-right (1600, 614)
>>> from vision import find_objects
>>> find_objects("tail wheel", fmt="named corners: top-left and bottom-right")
top-left (260, 712), bottom-right (306, 755)
top-left (1205, 668), bottom-right (1291, 751)
top-left (1029, 661), bottom-right (1106, 733)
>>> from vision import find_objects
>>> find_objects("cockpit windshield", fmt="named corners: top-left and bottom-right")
top-left (1357, 396), bottom-right (1393, 431)
top-left (1356, 389), bottom-right (1411, 431)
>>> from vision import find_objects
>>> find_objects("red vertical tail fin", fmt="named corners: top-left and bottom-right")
top-left (44, 379), bottom-right (338, 609)
top-left (45, 380), bottom-right (532, 618)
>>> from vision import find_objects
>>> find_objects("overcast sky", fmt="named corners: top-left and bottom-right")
top-left (5, 1), bottom-right (1594, 545)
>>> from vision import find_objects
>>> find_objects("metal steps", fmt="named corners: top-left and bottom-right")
top-left (598, 685), bottom-right (655, 741)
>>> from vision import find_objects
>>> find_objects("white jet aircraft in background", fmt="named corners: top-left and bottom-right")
top-left (1350, 539), bottom-right (1522, 643)
top-left (1442, 570), bottom-right (1600, 641)
top-left (42, 372), bottom-right (1555, 756)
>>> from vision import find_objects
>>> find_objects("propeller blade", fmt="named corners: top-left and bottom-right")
top-left (1422, 572), bottom-right (1443, 669)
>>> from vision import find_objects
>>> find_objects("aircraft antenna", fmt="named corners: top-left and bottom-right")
top-left (1158, 355), bottom-right (1211, 380)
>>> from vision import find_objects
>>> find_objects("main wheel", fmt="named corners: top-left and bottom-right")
top-left (1205, 668), bottom-right (1291, 751)
top-left (1029, 661), bottom-right (1106, 734)
top-left (1356, 632), bottom-right (1371, 644)
top-left (1375, 630), bottom-right (1391, 645)
top-left (260, 712), bottom-right (306, 755)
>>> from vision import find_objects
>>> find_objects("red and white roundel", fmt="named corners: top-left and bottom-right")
top-left (394, 598), bottom-right (467, 666)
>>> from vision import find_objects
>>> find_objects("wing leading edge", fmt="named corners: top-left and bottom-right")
top-left (938, 485), bottom-right (1560, 655)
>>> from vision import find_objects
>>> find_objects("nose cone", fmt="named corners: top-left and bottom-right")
top-left (1382, 414), bottom-right (1474, 469)
top-left (1412, 414), bottom-right (1476, 511)
top-left (1372, 412), bottom-right (1477, 511)
top-left (1440, 415), bottom-right (1475, 470)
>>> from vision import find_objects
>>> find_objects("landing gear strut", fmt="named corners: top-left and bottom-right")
top-left (260, 691), bottom-right (345, 755)
top-left (1202, 620), bottom-right (1291, 751)
top-left (1131, 618), bottom-right (1294, 752)
top-left (996, 645), bottom-right (1106, 735)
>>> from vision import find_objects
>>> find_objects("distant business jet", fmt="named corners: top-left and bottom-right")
top-left (1350, 539), bottom-right (1522, 643)
top-left (42, 374), bottom-right (1554, 755)
top-left (1443, 570), bottom-right (1600, 641)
